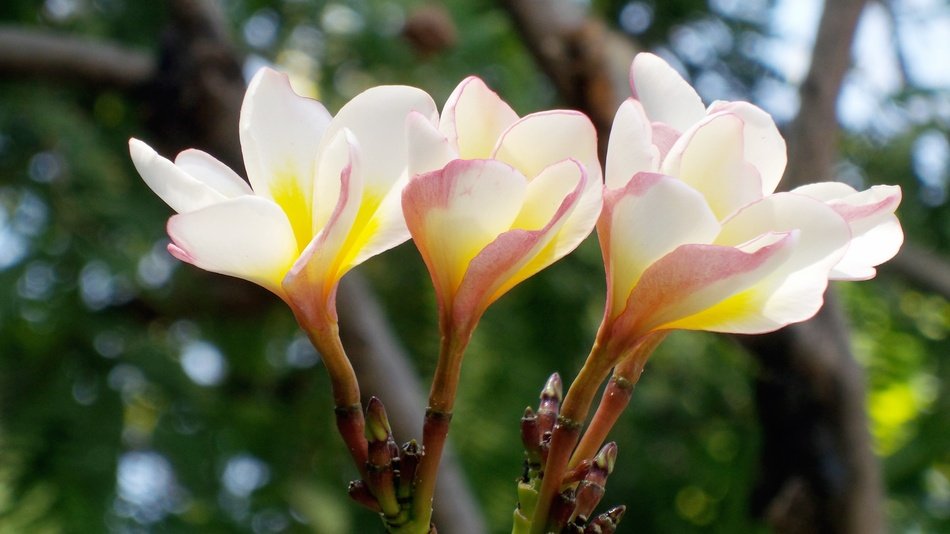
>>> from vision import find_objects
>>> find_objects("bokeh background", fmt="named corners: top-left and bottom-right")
top-left (1, 0), bottom-right (948, 532)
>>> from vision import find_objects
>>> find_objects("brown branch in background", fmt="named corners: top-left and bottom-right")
top-left (0, 2), bottom-right (484, 532)
top-left (886, 242), bottom-right (950, 300)
top-left (0, 26), bottom-right (154, 89)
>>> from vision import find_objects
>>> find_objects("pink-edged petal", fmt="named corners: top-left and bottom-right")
top-left (793, 183), bottom-right (903, 280)
top-left (321, 84), bottom-right (438, 194)
top-left (313, 129), bottom-right (360, 234)
top-left (403, 159), bottom-right (527, 309)
top-left (708, 101), bottom-right (787, 194)
top-left (166, 196), bottom-right (299, 296)
top-left (605, 99), bottom-right (660, 189)
top-left (439, 76), bottom-right (520, 159)
top-left (700, 193), bottom-right (852, 331)
top-left (599, 172), bottom-right (720, 317)
top-left (492, 110), bottom-right (602, 188)
top-left (283, 134), bottom-right (362, 321)
top-left (453, 161), bottom-right (589, 325)
top-left (173, 149), bottom-right (253, 198)
top-left (407, 111), bottom-right (456, 178)
top-left (240, 67), bottom-right (332, 215)
top-left (130, 138), bottom-right (230, 213)
top-left (651, 122), bottom-right (681, 162)
top-left (613, 232), bottom-right (797, 339)
top-left (662, 113), bottom-right (763, 220)
top-left (629, 53), bottom-right (705, 132)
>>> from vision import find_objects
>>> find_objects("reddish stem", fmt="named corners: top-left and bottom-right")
top-left (569, 332), bottom-right (666, 467)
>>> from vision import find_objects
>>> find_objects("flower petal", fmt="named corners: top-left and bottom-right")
top-left (173, 149), bottom-right (253, 198)
top-left (321, 84), bottom-right (438, 195)
top-left (629, 53), bottom-right (705, 133)
top-left (613, 231), bottom-right (797, 339)
top-left (403, 159), bottom-right (527, 309)
top-left (690, 193), bottom-right (852, 332)
top-left (605, 99), bottom-right (660, 189)
top-left (793, 183), bottom-right (903, 280)
top-left (599, 173), bottom-right (720, 317)
top-left (284, 131), bottom-right (363, 319)
top-left (240, 68), bottom-right (332, 247)
top-left (166, 196), bottom-right (299, 296)
top-left (662, 113), bottom-right (763, 220)
top-left (493, 110), bottom-right (602, 187)
top-left (129, 138), bottom-right (230, 213)
top-left (407, 110), bottom-right (456, 178)
top-left (439, 76), bottom-right (519, 160)
top-left (708, 101), bottom-right (787, 195)
top-left (454, 159), bottom-right (590, 325)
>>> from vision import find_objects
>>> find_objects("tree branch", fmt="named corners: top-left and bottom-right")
top-left (0, 26), bottom-right (153, 89)
top-left (885, 241), bottom-right (950, 299)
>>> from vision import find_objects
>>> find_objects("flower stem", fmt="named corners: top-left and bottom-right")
top-left (529, 341), bottom-right (613, 534)
top-left (568, 332), bottom-right (666, 468)
top-left (297, 310), bottom-right (369, 480)
top-left (407, 330), bottom-right (470, 533)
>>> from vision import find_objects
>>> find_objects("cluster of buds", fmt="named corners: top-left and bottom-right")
top-left (514, 375), bottom-right (625, 533)
top-left (347, 397), bottom-right (424, 531)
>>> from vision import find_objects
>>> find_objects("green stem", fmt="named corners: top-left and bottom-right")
top-left (406, 330), bottom-right (470, 533)
top-left (529, 341), bottom-right (613, 534)
top-left (295, 307), bottom-right (369, 480)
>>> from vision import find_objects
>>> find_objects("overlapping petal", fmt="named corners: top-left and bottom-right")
top-left (439, 76), bottom-right (519, 160)
top-left (404, 158), bottom-right (591, 331)
top-left (629, 53), bottom-right (705, 133)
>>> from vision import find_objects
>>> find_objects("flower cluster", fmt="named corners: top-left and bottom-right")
top-left (129, 53), bottom-right (903, 534)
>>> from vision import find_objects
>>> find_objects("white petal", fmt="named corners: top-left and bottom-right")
top-left (709, 193), bottom-right (852, 331)
top-left (662, 113), bottom-right (763, 220)
top-left (629, 53), bottom-right (705, 132)
top-left (240, 67), bottom-right (332, 211)
top-left (793, 183), bottom-right (903, 280)
top-left (605, 99), bottom-right (660, 189)
top-left (439, 76), bottom-right (520, 159)
top-left (407, 111), bottom-right (456, 178)
top-left (321, 84), bottom-right (438, 193)
top-left (493, 110), bottom-right (602, 187)
top-left (708, 101), bottom-right (787, 194)
top-left (129, 138), bottom-right (229, 213)
top-left (601, 173), bottom-right (720, 316)
top-left (166, 196), bottom-right (299, 295)
top-left (173, 149), bottom-right (253, 198)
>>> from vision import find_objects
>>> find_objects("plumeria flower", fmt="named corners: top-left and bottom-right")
top-left (129, 67), bottom-right (437, 324)
top-left (402, 77), bottom-right (604, 335)
top-left (598, 53), bottom-right (903, 352)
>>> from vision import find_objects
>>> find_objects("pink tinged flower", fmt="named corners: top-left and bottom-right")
top-left (792, 182), bottom-right (903, 280)
top-left (599, 174), bottom-right (853, 346)
top-left (620, 53), bottom-right (788, 200)
top-left (130, 67), bottom-right (438, 316)
top-left (403, 158), bottom-right (591, 333)
top-left (407, 76), bottom-right (604, 242)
